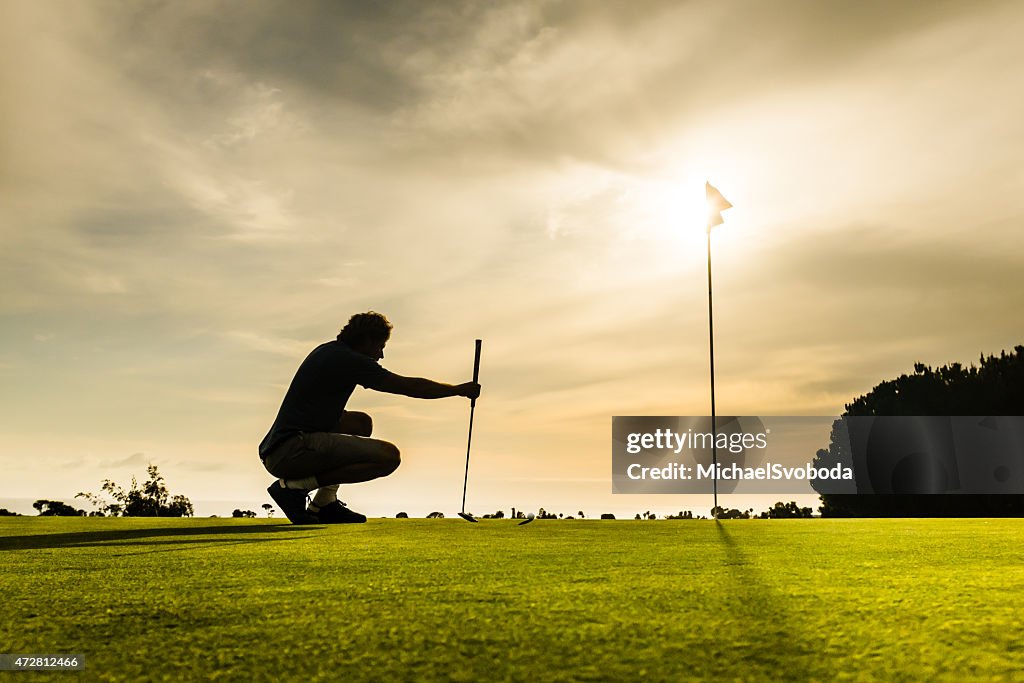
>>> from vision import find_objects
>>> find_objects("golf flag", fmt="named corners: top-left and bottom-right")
top-left (706, 181), bottom-right (732, 230)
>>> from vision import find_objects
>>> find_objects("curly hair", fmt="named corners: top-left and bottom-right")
top-left (337, 311), bottom-right (393, 346)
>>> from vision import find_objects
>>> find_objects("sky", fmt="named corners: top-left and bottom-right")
top-left (2, 0), bottom-right (1023, 518)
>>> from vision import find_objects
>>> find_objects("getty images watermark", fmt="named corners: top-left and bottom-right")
top-left (622, 426), bottom-right (850, 483)
top-left (612, 416), bottom-right (1024, 495)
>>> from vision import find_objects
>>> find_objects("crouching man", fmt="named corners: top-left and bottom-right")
top-left (260, 311), bottom-right (480, 524)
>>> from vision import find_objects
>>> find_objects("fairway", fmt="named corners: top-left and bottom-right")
top-left (2, 518), bottom-right (1022, 681)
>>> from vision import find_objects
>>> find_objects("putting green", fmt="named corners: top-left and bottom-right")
top-left (2, 518), bottom-right (1021, 680)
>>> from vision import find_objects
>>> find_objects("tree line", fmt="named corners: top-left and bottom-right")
top-left (11, 465), bottom-right (195, 517)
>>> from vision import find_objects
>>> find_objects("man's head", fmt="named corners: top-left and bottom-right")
top-left (337, 311), bottom-right (393, 360)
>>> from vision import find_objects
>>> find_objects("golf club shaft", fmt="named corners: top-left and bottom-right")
top-left (461, 339), bottom-right (482, 514)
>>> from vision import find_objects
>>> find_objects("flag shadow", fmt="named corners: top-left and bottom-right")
top-left (712, 521), bottom-right (829, 680)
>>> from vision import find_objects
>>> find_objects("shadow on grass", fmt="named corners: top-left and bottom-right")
top-left (0, 523), bottom-right (322, 552)
top-left (713, 521), bottom-right (829, 680)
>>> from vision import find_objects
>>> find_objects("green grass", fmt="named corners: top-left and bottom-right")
top-left (2, 518), bottom-right (1022, 681)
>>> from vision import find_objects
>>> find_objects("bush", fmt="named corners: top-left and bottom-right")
top-left (759, 501), bottom-right (813, 519)
top-left (77, 464), bottom-right (194, 517)
top-left (817, 345), bottom-right (1024, 517)
top-left (33, 500), bottom-right (85, 516)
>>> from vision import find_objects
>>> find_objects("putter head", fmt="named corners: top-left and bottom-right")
top-left (517, 517), bottom-right (535, 526)
top-left (458, 512), bottom-right (479, 523)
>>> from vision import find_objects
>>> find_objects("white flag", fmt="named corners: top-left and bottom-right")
top-left (706, 181), bottom-right (732, 230)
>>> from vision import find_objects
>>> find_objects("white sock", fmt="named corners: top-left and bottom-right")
top-left (280, 476), bottom-right (317, 491)
top-left (309, 484), bottom-right (340, 511)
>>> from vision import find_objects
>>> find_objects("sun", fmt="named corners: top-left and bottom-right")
top-left (632, 170), bottom-right (715, 253)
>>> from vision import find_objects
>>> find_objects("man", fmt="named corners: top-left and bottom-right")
top-left (260, 311), bottom-right (481, 524)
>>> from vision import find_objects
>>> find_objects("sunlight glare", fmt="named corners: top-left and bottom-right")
top-left (631, 170), bottom-right (713, 256)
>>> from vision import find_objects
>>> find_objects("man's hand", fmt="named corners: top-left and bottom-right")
top-left (457, 382), bottom-right (481, 400)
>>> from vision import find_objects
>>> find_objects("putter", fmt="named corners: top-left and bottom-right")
top-left (458, 339), bottom-right (483, 523)
top-left (518, 514), bottom-right (535, 526)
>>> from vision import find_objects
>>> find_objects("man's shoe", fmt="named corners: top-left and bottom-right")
top-left (267, 483), bottom-right (319, 524)
top-left (313, 500), bottom-right (367, 524)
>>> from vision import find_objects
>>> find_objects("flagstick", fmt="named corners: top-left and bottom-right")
top-left (703, 181), bottom-right (731, 520)
top-left (706, 226), bottom-right (719, 518)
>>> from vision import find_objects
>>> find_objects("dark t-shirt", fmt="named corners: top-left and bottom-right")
top-left (259, 340), bottom-right (395, 457)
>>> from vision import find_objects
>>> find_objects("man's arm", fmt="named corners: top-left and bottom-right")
top-left (374, 373), bottom-right (481, 400)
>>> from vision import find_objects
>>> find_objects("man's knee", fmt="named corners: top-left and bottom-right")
top-left (338, 411), bottom-right (373, 437)
top-left (380, 441), bottom-right (401, 473)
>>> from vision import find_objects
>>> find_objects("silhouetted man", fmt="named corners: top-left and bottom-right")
top-left (260, 311), bottom-right (481, 524)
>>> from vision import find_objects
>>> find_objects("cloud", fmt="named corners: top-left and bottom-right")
top-left (162, 154), bottom-right (299, 242)
top-left (97, 452), bottom-right (152, 470)
top-left (172, 459), bottom-right (227, 473)
top-left (169, 387), bottom-right (268, 407)
top-left (223, 330), bottom-right (313, 357)
top-left (384, 0), bottom-right (1010, 167)
top-left (761, 224), bottom-right (1024, 307)
top-left (202, 78), bottom-right (295, 149)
